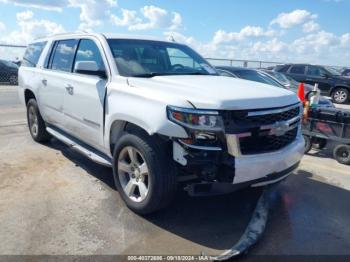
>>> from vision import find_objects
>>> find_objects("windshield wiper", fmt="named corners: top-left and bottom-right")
top-left (130, 72), bottom-right (165, 78)
top-left (180, 72), bottom-right (215, 76)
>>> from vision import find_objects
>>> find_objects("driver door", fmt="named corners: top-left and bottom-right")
top-left (305, 65), bottom-right (332, 95)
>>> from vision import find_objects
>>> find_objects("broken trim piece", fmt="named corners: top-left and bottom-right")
top-left (210, 185), bottom-right (275, 261)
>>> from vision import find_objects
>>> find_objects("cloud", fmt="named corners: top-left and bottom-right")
top-left (213, 26), bottom-right (276, 44)
top-left (0, 0), bottom-right (68, 11)
top-left (165, 27), bottom-right (350, 66)
top-left (270, 9), bottom-right (317, 29)
top-left (1, 10), bottom-right (65, 44)
top-left (111, 5), bottom-right (182, 31)
top-left (303, 21), bottom-right (320, 33)
top-left (110, 9), bottom-right (141, 27)
top-left (69, 0), bottom-right (117, 31)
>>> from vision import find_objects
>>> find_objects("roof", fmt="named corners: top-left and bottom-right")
top-left (32, 32), bottom-right (175, 44)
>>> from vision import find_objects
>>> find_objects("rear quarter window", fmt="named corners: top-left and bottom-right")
top-left (22, 41), bottom-right (47, 68)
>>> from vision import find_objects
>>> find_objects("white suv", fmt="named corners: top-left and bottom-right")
top-left (19, 32), bottom-right (304, 214)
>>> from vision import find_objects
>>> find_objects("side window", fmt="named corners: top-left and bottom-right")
top-left (167, 48), bottom-right (199, 68)
top-left (51, 40), bottom-right (78, 72)
top-left (22, 41), bottom-right (47, 68)
top-left (289, 65), bottom-right (306, 75)
top-left (73, 39), bottom-right (105, 72)
top-left (307, 66), bottom-right (327, 77)
top-left (277, 65), bottom-right (289, 73)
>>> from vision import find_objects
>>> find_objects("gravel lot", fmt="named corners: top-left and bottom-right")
top-left (1, 85), bottom-right (350, 256)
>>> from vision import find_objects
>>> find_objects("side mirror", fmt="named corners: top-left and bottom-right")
top-left (74, 61), bottom-right (107, 79)
top-left (320, 72), bottom-right (329, 79)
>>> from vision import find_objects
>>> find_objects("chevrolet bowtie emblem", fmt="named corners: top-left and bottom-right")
top-left (271, 121), bottom-right (290, 136)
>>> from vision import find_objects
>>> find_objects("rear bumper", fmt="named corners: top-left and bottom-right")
top-left (233, 134), bottom-right (304, 185)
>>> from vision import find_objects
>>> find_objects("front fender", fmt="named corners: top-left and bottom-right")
top-left (104, 83), bottom-right (190, 149)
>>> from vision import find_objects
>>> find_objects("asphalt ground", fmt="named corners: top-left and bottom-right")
top-left (1, 85), bottom-right (350, 258)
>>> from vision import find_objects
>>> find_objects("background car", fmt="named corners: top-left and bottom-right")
top-left (0, 59), bottom-right (18, 85)
top-left (274, 64), bottom-right (350, 104)
top-left (216, 66), bottom-right (334, 108)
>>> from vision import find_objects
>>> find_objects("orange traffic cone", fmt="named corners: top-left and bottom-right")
top-left (297, 82), bottom-right (305, 103)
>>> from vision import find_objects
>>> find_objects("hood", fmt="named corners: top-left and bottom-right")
top-left (127, 75), bottom-right (299, 110)
top-left (334, 75), bottom-right (350, 84)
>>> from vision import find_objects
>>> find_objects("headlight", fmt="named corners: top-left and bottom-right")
top-left (167, 106), bottom-right (223, 131)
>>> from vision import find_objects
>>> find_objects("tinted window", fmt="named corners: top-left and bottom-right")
top-left (289, 65), bottom-right (306, 75)
top-left (275, 65), bottom-right (289, 73)
top-left (51, 40), bottom-right (78, 72)
top-left (73, 39), bottom-right (105, 72)
top-left (22, 41), bottom-right (47, 67)
top-left (307, 66), bottom-right (327, 77)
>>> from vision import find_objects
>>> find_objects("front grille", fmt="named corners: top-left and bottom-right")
top-left (248, 106), bottom-right (300, 125)
top-left (222, 104), bottom-right (301, 155)
top-left (240, 127), bottom-right (298, 155)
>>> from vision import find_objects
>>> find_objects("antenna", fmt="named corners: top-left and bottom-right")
top-left (168, 35), bottom-right (176, 42)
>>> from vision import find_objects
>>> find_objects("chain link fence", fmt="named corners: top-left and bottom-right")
top-left (0, 44), bottom-right (26, 85)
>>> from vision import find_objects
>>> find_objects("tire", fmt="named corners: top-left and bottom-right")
top-left (112, 133), bottom-right (177, 214)
top-left (312, 138), bottom-right (327, 150)
top-left (303, 135), bottom-right (312, 154)
top-left (9, 74), bottom-right (18, 85)
top-left (331, 88), bottom-right (349, 104)
top-left (333, 144), bottom-right (350, 165)
top-left (26, 99), bottom-right (51, 143)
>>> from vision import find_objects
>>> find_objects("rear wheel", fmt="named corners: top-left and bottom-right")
top-left (26, 99), bottom-right (51, 142)
top-left (333, 144), bottom-right (350, 165)
top-left (112, 133), bottom-right (176, 214)
top-left (332, 88), bottom-right (349, 104)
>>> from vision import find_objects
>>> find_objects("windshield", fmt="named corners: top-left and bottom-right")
top-left (324, 66), bottom-right (342, 76)
top-left (234, 70), bottom-right (284, 88)
top-left (107, 39), bottom-right (217, 77)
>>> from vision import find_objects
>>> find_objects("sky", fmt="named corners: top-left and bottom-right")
top-left (0, 0), bottom-right (349, 66)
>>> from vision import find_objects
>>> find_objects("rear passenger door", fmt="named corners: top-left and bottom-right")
top-left (63, 38), bottom-right (108, 149)
top-left (39, 39), bottom-right (78, 131)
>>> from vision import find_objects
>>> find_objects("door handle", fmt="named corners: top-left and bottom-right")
top-left (65, 85), bottom-right (74, 95)
top-left (42, 79), bottom-right (47, 86)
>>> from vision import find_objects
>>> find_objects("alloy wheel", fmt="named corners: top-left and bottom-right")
top-left (333, 90), bottom-right (347, 103)
top-left (117, 146), bottom-right (150, 202)
top-left (28, 106), bottom-right (39, 137)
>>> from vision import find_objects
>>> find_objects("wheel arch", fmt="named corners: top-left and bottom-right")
top-left (24, 89), bottom-right (36, 105)
top-left (109, 120), bottom-right (155, 155)
top-left (330, 85), bottom-right (350, 94)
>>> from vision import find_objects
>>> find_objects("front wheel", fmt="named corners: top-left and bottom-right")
top-left (332, 88), bottom-right (349, 104)
top-left (112, 133), bottom-right (177, 214)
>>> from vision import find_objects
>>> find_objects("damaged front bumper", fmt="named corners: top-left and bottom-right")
top-left (173, 133), bottom-right (304, 196)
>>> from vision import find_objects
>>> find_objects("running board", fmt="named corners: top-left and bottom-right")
top-left (46, 127), bottom-right (112, 167)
